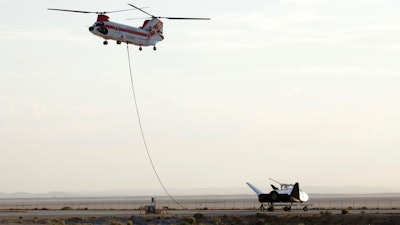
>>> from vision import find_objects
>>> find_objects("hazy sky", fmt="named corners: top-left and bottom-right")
top-left (1, 0), bottom-right (400, 194)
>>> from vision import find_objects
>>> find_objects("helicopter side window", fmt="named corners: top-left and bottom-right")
top-left (95, 22), bottom-right (104, 27)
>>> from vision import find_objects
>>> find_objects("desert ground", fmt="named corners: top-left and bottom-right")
top-left (1, 209), bottom-right (400, 225)
top-left (1, 195), bottom-right (400, 224)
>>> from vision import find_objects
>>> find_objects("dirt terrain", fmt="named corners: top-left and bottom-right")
top-left (1, 211), bottom-right (400, 225)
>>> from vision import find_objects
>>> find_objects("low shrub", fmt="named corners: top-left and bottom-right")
top-left (341, 209), bottom-right (349, 214)
top-left (320, 211), bottom-right (332, 216)
top-left (193, 213), bottom-right (204, 219)
top-left (182, 217), bottom-right (196, 224)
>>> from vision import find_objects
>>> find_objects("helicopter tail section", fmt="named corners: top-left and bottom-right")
top-left (142, 18), bottom-right (164, 44)
top-left (142, 19), bottom-right (163, 34)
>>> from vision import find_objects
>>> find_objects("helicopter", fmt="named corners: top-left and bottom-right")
top-left (48, 4), bottom-right (210, 51)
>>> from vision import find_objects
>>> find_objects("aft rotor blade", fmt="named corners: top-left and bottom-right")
top-left (127, 4), bottom-right (210, 20)
top-left (106, 9), bottom-right (137, 14)
top-left (128, 4), bottom-right (154, 17)
top-left (162, 17), bottom-right (210, 20)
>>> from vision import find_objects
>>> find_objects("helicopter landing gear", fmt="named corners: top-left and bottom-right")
top-left (103, 40), bottom-right (108, 45)
top-left (117, 41), bottom-right (121, 45)
top-left (139, 46), bottom-right (143, 51)
top-left (153, 46), bottom-right (157, 51)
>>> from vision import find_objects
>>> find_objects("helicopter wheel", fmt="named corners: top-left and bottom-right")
top-left (139, 46), bottom-right (142, 51)
top-left (103, 40), bottom-right (108, 45)
top-left (117, 41), bottom-right (121, 45)
top-left (153, 46), bottom-right (157, 51)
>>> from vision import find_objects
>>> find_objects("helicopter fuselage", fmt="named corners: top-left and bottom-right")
top-left (88, 15), bottom-right (164, 48)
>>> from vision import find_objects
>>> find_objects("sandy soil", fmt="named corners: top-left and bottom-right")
top-left (1, 211), bottom-right (400, 225)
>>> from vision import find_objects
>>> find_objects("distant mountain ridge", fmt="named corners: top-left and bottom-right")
top-left (1, 186), bottom-right (399, 198)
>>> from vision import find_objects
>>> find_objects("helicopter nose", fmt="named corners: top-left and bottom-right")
top-left (89, 26), bottom-right (94, 32)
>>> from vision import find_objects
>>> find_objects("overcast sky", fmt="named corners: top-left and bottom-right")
top-left (1, 0), bottom-right (400, 194)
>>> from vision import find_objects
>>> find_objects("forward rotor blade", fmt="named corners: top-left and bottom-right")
top-left (47, 8), bottom-right (95, 14)
top-left (48, 8), bottom-right (139, 15)
top-left (126, 17), bottom-right (150, 20)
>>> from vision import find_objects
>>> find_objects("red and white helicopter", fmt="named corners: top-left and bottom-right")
top-left (48, 4), bottom-right (210, 51)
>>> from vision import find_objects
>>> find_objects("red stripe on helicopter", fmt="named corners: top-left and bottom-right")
top-left (105, 25), bottom-right (151, 38)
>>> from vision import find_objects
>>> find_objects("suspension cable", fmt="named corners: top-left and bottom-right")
top-left (125, 44), bottom-right (187, 209)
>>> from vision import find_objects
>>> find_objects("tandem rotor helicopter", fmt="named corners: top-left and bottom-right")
top-left (48, 4), bottom-right (210, 51)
